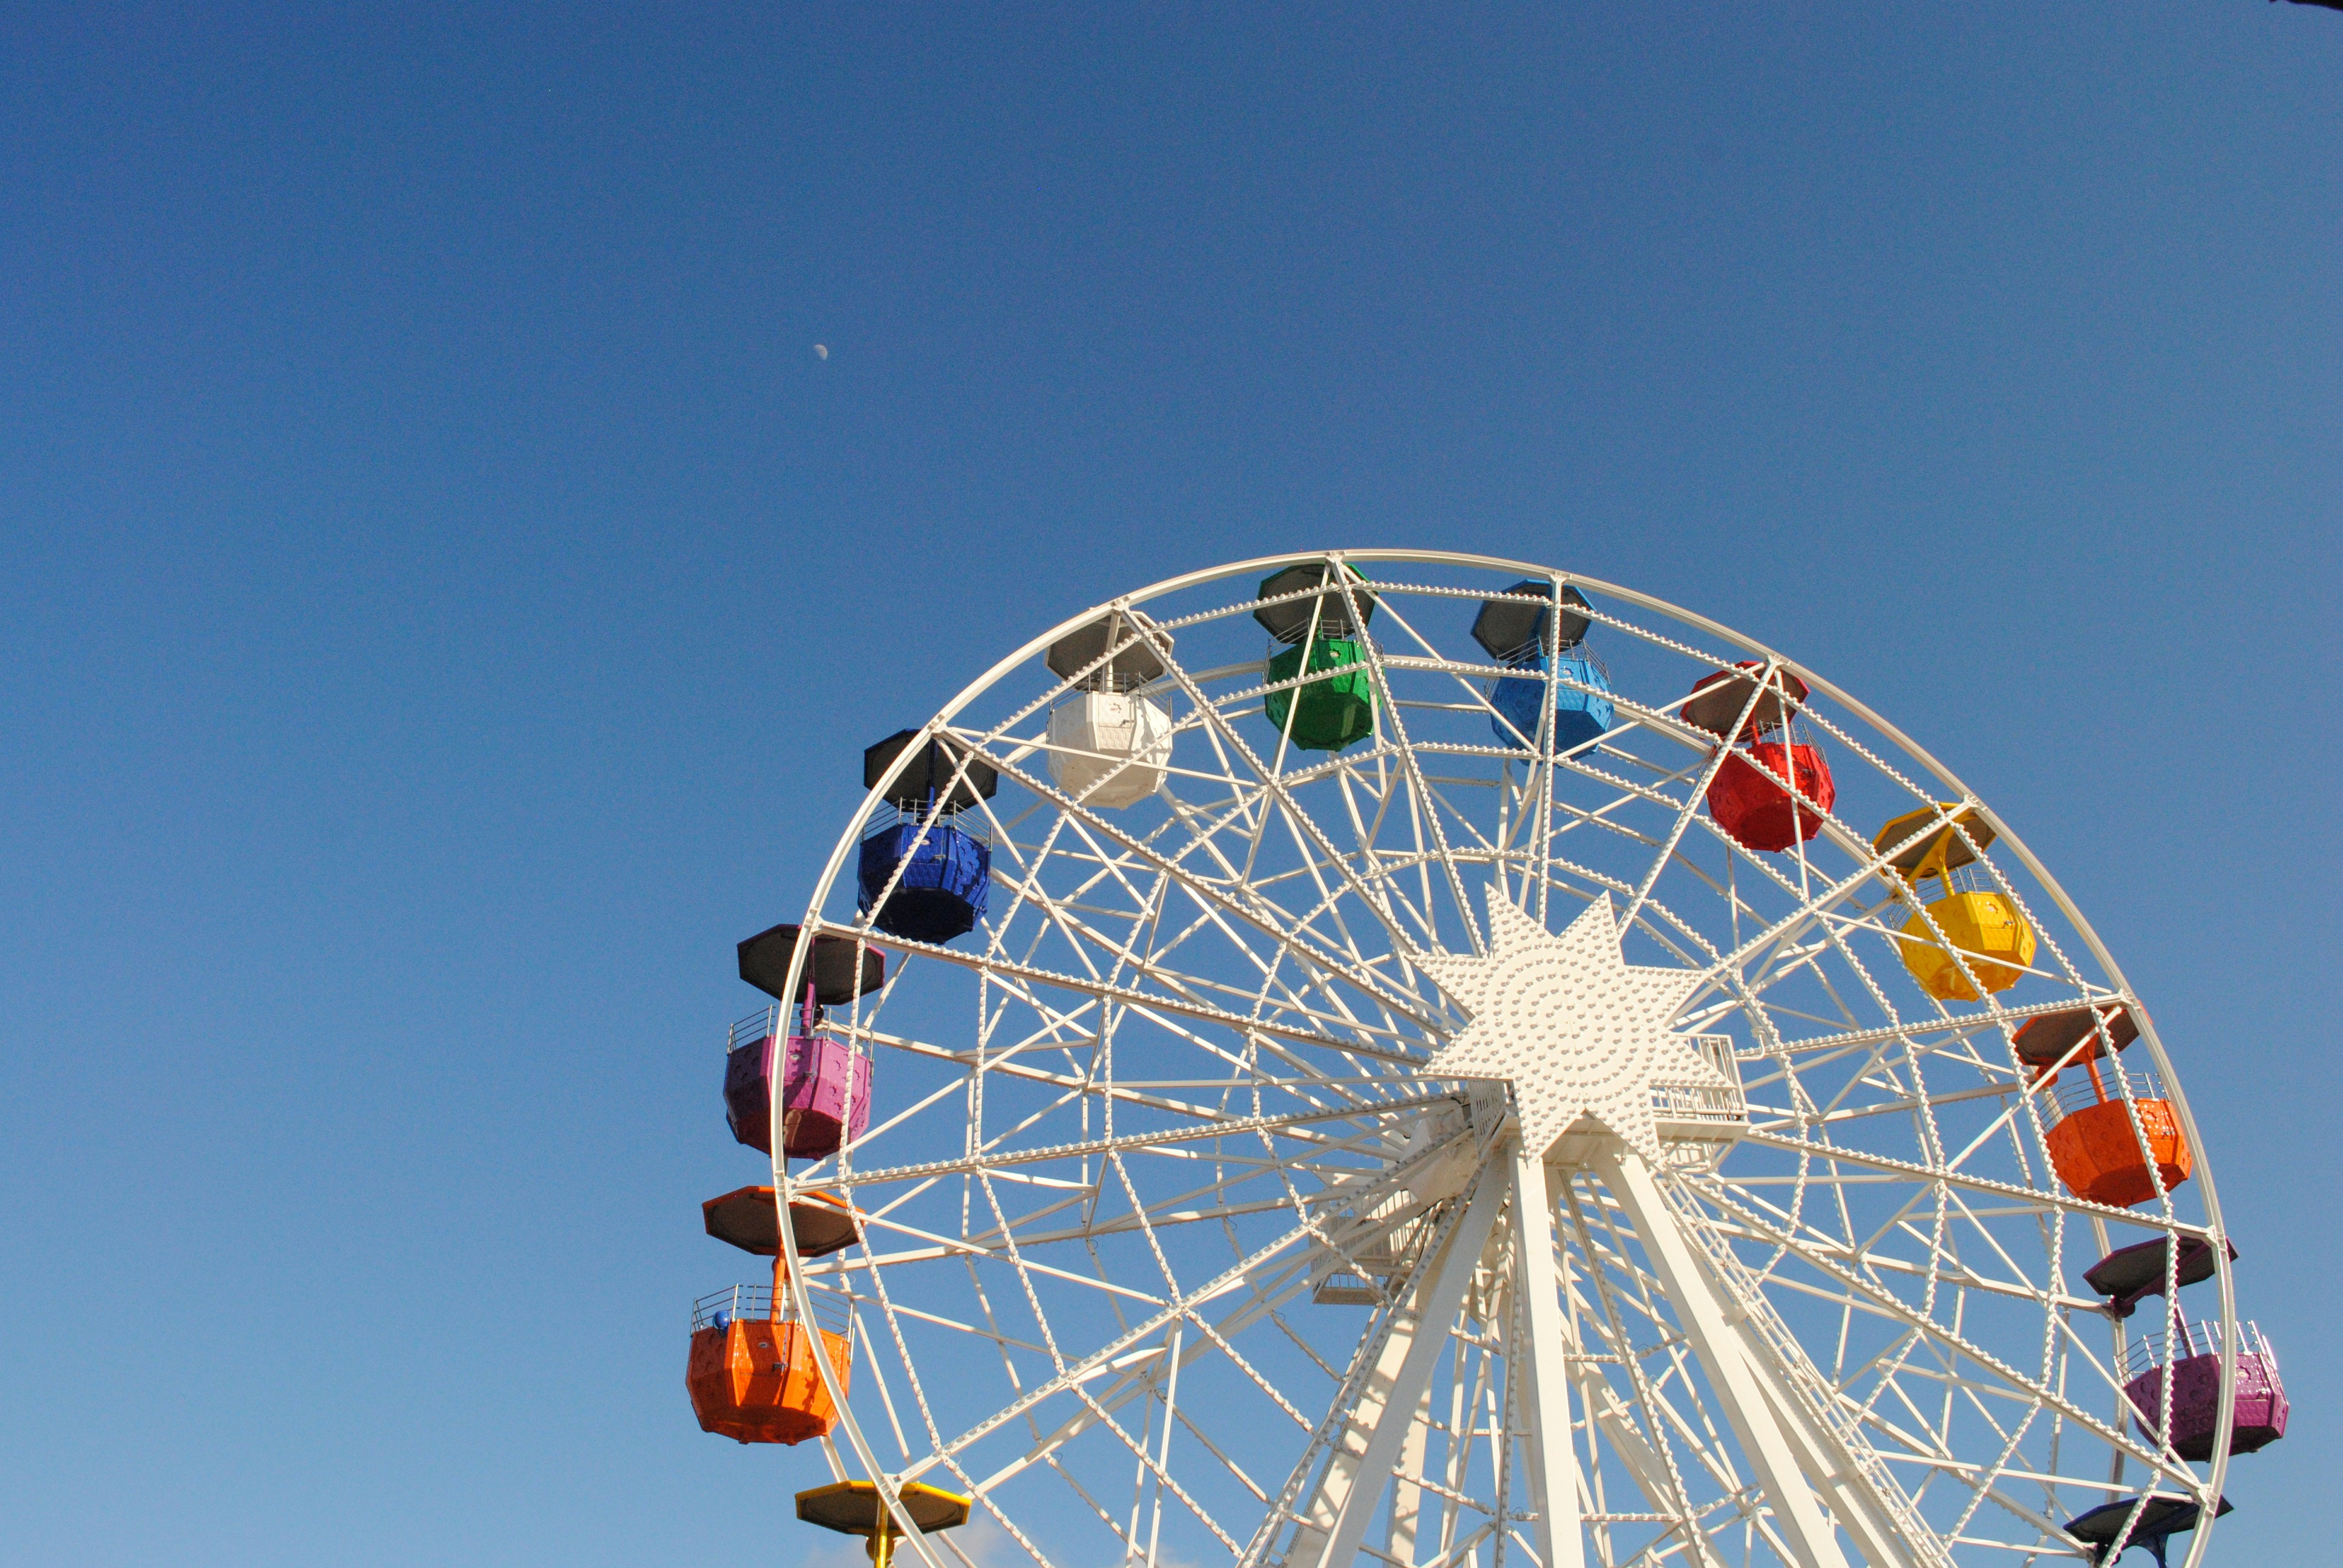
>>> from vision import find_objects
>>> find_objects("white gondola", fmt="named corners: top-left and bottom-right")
top-left (1043, 611), bottom-right (1173, 808)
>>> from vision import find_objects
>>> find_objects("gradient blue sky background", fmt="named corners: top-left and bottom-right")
top-left (2, 5), bottom-right (2336, 1564)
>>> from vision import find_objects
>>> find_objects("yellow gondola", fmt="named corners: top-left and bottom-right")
top-left (1876, 804), bottom-right (2036, 1000)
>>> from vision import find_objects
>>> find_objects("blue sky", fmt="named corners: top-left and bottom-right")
top-left (1, 4), bottom-right (2336, 1564)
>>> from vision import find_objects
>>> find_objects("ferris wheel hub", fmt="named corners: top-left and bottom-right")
top-left (1416, 891), bottom-right (1737, 1165)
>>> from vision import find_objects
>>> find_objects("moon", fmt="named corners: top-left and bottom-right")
top-left (814, 344), bottom-right (828, 359)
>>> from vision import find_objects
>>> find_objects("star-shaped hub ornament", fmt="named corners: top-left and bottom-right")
top-left (1417, 891), bottom-right (1731, 1165)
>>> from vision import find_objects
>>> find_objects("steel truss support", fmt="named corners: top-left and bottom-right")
top-left (1289, 1154), bottom-right (1507, 1568)
top-left (1654, 1182), bottom-right (1944, 1566)
top-left (1510, 1142), bottom-right (1588, 1568)
top-left (1591, 1147), bottom-right (1853, 1568)
top-left (1384, 1382), bottom-right (1435, 1567)
top-left (1740, 1366), bottom-right (1930, 1568)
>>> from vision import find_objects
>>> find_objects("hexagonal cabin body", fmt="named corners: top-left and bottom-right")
top-left (2041, 1059), bottom-right (2192, 1208)
top-left (859, 730), bottom-right (995, 942)
top-left (1490, 653), bottom-right (1613, 753)
top-left (2124, 1322), bottom-right (2289, 1460)
top-left (687, 1237), bottom-right (851, 1446)
top-left (1045, 613), bottom-right (1175, 808)
top-left (1264, 636), bottom-right (1377, 753)
top-left (723, 965), bottom-right (876, 1160)
top-left (1896, 890), bottom-right (2036, 999)
top-left (1707, 741), bottom-right (1835, 853)
top-left (686, 1307), bottom-right (850, 1446)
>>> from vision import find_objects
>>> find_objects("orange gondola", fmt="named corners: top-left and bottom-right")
top-left (2040, 1056), bottom-right (2192, 1209)
top-left (686, 1266), bottom-right (852, 1446)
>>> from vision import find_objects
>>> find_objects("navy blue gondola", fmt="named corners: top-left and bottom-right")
top-left (858, 812), bottom-right (991, 942)
top-left (858, 730), bottom-right (997, 944)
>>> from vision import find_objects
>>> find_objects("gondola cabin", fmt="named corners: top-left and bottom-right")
top-left (1686, 662), bottom-right (1836, 853)
top-left (1875, 804), bottom-right (2036, 999)
top-left (727, 925), bottom-right (883, 1158)
top-left (1044, 612), bottom-right (1175, 808)
top-left (2124, 1319), bottom-right (2288, 1461)
top-left (723, 990), bottom-right (873, 1160)
top-left (1256, 563), bottom-right (1378, 753)
top-left (1709, 742), bottom-right (1835, 853)
top-left (1473, 580), bottom-right (1614, 753)
top-left (2040, 1055), bottom-right (2192, 1207)
top-left (686, 1270), bottom-right (852, 1446)
top-left (858, 730), bottom-right (995, 943)
top-left (2081, 1234), bottom-right (2286, 1459)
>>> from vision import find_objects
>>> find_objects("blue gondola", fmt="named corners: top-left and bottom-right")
top-left (858, 809), bottom-right (991, 942)
top-left (1472, 580), bottom-right (1615, 753)
top-left (1490, 651), bottom-right (1614, 753)
top-left (857, 730), bottom-right (997, 944)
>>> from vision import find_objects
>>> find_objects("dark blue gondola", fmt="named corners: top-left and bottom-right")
top-left (857, 730), bottom-right (996, 944)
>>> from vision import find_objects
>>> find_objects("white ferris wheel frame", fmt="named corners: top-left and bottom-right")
top-left (746, 549), bottom-right (2241, 1568)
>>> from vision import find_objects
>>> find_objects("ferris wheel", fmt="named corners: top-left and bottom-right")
top-left (682, 552), bottom-right (2286, 1568)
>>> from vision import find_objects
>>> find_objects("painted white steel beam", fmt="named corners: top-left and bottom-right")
top-left (1591, 1146), bottom-right (1852, 1568)
top-left (1743, 1365), bottom-right (1930, 1568)
top-left (1509, 1144), bottom-right (1588, 1568)
top-left (1384, 1382), bottom-right (1435, 1567)
top-left (1566, 1362), bottom-right (1719, 1567)
top-left (1289, 1157), bottom-right (1507, 1568)
top-left (1641, 1183), bottom-right (1936, 1567)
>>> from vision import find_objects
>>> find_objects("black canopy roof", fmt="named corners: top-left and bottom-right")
top-left (1472, 580), bottom-right (1593, 661)
top-left (738, 922), bottom-right (884, 1004)
top-left (865, 729), bottom-right (999, 811)
top-left (1253, 563), bottom-right (1378, 644)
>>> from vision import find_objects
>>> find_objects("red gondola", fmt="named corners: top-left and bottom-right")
top-left (1689, 662), bottom-right (1836, 854)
